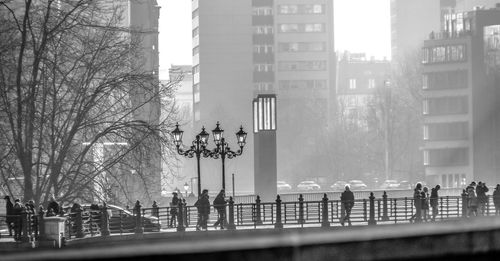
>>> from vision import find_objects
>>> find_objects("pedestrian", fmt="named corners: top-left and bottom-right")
top-left (476, 182), bottom-right (489, 215)
top-left (4, 196), bottom-right (14, 236)
top-left (467, 186), bottom-right (478, 217)
top-left (409, 183), bottom-right (422, 223)
top-left (151, 201), bottom-right (159, 218)
top-left (47, 195), bottom-right (60, 216)
top-left (430, 185), bottom-right (440, 221)
top-left (421, 187), bottom-right (430, 222)
top-left (169, 192), bottom-right (179, 228)
top-left (493, 184), bottom-right (500, 215)
top-left (194, 189), bottom-right (210, 231)
top-left (340, 185), bottom-right (355, 226)
top-left (12, 199), bottom-right (23, 241)
top-left (213, 190), bottom-right (226, 229)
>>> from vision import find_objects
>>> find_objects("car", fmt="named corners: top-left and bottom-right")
top-left (380, 180), bottom-right (400, 190)
top-left (297, 181), bottom-right (321, 191)
top-left (348, 180), bottom-right (368, 190)
top-left (66, 204), bottom-right (161, 234)
top-left (277, 181), bottom-right (292, 191)
top-left (330, 181), bottom-right (348, 191)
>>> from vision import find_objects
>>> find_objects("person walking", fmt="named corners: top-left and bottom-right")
top-left (493, 184), bottom-right (500, 215)
top-left (340, 185), bottom-right (355, 226)
top-left (213, 190), bottom-right (227, 229)
top-left (194, 189), bottom-right (210, 231)
top-left (169, 192), bottom-right (179, 228)
top-left (430, 185), bottom-right (440, 221)
top-left (467, 186), bottom-right (478, 217)
top-left (421, 187), bottom-right (430, 222)
top-left (4, 196), bottom-right (14, 236)
top-left (409, 183), bottom-right (422, 223)
top-left (476, 182), bottom-right (489, 216)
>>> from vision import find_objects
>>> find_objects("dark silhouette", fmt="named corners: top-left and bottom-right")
top-left (340, 185), bottom-right (354, 226)
top-left (4, 195), bottom-right (14, 236)
top-left (169, 192), bottom-right (179, 228)
top-left (476, 182), bottom-right (489, 215)
top-left (152, 201), bottom-right (159, 218)
top-left (409, 183), bottom-right (422, 223)
top-left (430, 185), bottom-right (440, 221)
top-left (421, 187), bottom-right (429, 222)
top-left (194, 189), bottom-right (210, 231)
top-left (467, 186), bottom-right (478, 217)
top-left (47, 196), bottom-right (60, 216)
top-left (213, 190), bottom-right (226, 229)
top-left (493, 184), bottom-right (500, 215)
top-left (12, 199), bottom-right (23, 241)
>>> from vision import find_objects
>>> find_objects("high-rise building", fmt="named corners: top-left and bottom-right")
top-left (421, 6), bottom-right (500, 187)
top-left (192, 0), bottom-right (335, 192)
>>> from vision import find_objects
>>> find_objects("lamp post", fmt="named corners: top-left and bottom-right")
top-left (172, 123), bottom-right (210, 198)
top-left (208, 122), bottom-right (247, 191)
top-left (183, 182), bottom-right (189, 198)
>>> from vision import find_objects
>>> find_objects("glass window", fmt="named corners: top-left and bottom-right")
top-left (368, 79), bottom-right (375, 89)
top-left (349, 79), bottom-right (356, 89)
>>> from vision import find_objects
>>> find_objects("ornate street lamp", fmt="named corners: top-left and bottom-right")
top-left (208, 122), bottom-right (247, 191)
top-left (172, 123), bottom-right (210, 198)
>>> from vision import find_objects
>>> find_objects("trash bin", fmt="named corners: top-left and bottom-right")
top-left (44, 216), bottom-right (66, 248)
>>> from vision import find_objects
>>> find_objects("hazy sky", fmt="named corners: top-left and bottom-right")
top-left (158, 0), bottom-right (391, 79)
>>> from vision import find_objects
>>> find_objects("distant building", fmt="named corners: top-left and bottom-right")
top-left (455, 0), bottom-right (500, 11)
top-left (192, 0), bottom-right (335, 191)
top-left (421, 6), bottom-right (500, 187)
top-left (336, 53), bottom-right (391, 128)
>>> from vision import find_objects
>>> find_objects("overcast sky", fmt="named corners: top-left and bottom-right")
top-left (158, 0), bottom-right (391, 79)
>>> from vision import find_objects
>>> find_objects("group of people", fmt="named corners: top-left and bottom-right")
top-left (408, 183), bottom-right (442, 223)
top-left (464, 181), bottom-right (500, 217)
top-left (3, 195), bottom-right (60, 240)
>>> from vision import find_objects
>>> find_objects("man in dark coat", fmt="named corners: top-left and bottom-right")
top-left (169, 192), bottom-right (179, 228)
top-left (430, 185), bottom-right (440, 221)
top-left (194, 189), bottom-right (210, 231)
top-left (12, 199), bottom-right (23, 241)
top-left (340, 185), bottom-right (354, 226)
top-left (47, 196), bottom-right (60, 216)
top-left (476, 182), bottom-right (489, 215)
top-left (213, 190), bottom-right (226, 229)
top-left (493, 184), bottom-right (500, 215)
top-left (4, 196), bottom-right (14, 236)
top-left (409, 183), bottom-right (422, 223)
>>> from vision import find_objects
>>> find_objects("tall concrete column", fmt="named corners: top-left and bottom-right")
top-left (253, 95), bottom-right (277, 202)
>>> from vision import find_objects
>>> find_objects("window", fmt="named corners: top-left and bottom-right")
top-left (423, 99), bottom-right (429, 115)
top-left (423, 45), bottom-right (466, 64)
top-left (368, 79), bottom-right (375, 89)
top-left (349, 79), bottom-right (356, 89)
top-left (278, 4), bottom-right (324, 14)
top-left (278, 23), bottom-right (324, 33)
top-left (192, 65), bottom-right (200, 74)
top-left (254, 82), bottom-right (274, 91)
top-left (193, 46), bottom-right (199, 56)
top-left (252, 7), bottom-right (273, 16)
top-left (278, 61), bottom-right (326, 71)
top-left (254, 26), bottom-right (274, 35)
top-left (427, 96), bottom-right (468, 115)
top-left (279, 80), bottom-right (327, 90)
top-left (422, 74), bottom-right (428, 89)
top-left (278, 42), bottom-right (326, 52)
top-left (254, 64), bottom-right (274, 72)
top-left (253, 45), bottom-right (274, 54)
top-left (192, 27), bottom-right (199, 37)
top-left (423, 125), bottom-right (429, 140)
top-left (192, 8), bottom-right (199, 18)
top-left (423, 150), bottom-right (429, 166)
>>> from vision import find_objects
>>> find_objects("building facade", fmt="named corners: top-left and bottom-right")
top-left (421, 6), bottom-right (500, 187)
top-left (192, 0), bottom-right (335, 192)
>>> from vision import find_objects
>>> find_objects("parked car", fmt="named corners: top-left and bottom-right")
top-left (277, 181), bottom-right (292, 191)
top-left (348, 180), bottom-right (368, 190)
top-left (397, 180), bottom-right (412, 190)
top-left (297, 181), bottom-right (321, 191)
top-left (379, 180), bottom-right (400, 190)
top-left (330, 181), bottom-right (348, 191)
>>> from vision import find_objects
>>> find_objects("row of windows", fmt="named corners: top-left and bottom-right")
top-left (254, 63), bottom-right (274, 72)
top-left (278, 80), bottom-right (327, 90)
top-left (254, 26), bottom-right (274, 35)
top-left (423, 96), bottom-right (468, 115)
top-left (254, 82), bottom-right (274, 91)
top-left (193, 84), bottom-right (200, 103)
top-left (252, 6), bottom-right (273, 16)
top-left (348, 78), bottom-right (376, 90)
top-left (278, 23), bottom-right (324, 33)
top-left (253, 44), bottom-right (274, 54)
top-left (278, 42), bottom-right (326, 52)
top-left (422, 45), bottom-right (466, 64)
top-left (278, 61), bottom-right (326, 71)
top-left (278, 4), bottom-right (325, 14)
top-left (422, 70), bottom-right (468, 90)
top-left (423, 148), bottom-right (468, 167)
top-left (423, 122), bottom-right (468, 141)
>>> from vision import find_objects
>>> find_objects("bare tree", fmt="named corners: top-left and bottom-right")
top-left (0, 1), bottom-right (180, 206)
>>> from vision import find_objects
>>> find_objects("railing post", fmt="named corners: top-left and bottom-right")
top-left (183, 199), bottom-right (188, 227)
top-left (275, 195), bottom-right (283, 229)
top-left (134, 200), bottom-right (144, 234)
top-left (227, 197), bottom-right (236, 230)
top-left (368, 192), bottom-right (377, 226)
top-left (382, 191), bottom-right (389, 221)
top-left (321, 193), bottom-right (330, 228)
top-left (298, 194), bottom-right (304, 225)
top-left (75, 206), bottom-right (85, 238)
top-left (100, 202), bottom-right (110, 236)
top-left (177, 200), bottom-right (185, 232)
top-left (363, 199), bottom-right (367, 221)
top-left (255, 196), bottom-right (262, 225)
top-left (38, 207), bottom-right (46, 240)
top-left (461, 190), bottom-right (468, 218)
